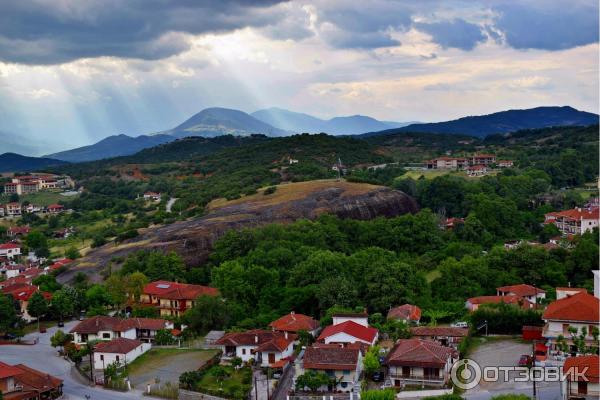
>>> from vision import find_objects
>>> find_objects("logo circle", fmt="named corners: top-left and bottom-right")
top-left (451, 358), bottom-right (482, 390)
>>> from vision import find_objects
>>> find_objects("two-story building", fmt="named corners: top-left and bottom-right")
top-left (215, 329), bottom-right (296, 367)
top-left (300, 344), bottom-right (363, 392)
top-left (0, 243), bottom-right (21, 259)
top-left (0, 361), bottom-right (63, 399)
top-left (542, 291), bottom-right (599, 352)
top-left (140, 280), bottom-right (219, 317)
top-left (426, 157), bottom-right (468, 170)
top-left (466, 295), bottom-right (534, 312)
top-left (385, 339), bottom-right (457, 388)
top-left (544, 208), bottom-right (599, 235)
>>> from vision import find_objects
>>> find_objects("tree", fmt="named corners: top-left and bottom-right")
top-left (65, 247), bottom-right (81, 259)
top-left (183, 295), bottom-right (231, 334)
top-left (125, 272), bottom-right (148, 302)
top-left (105, 275), bottom-right (127, 314)
top-left (0, 293), bottom-right (19, 334)
top-left (32, 275), bottom-right (61, 293)
top-left (154, 329), bottom-right (175, 345)
top-left (27, 291), bottom-right (49, 331)
top-left (363, 345), bottom-right (381, 376)
top-left (51, 289), bottom-right (74, 322)
top-left (557, 326), bottom-right (599, 355)
top-left (25, 231), bottom-right (49, 258)
top-left (295, 370), bottom-right (331, 392)
top-left (50, 329), bottom-right (72, 352)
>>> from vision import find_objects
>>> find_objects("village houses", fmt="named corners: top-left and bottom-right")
top-left (387, 304), bottom-right (422, 324)
top-left (0, 361), bottom-right (63, 399)
top-left (93, 338), bottom-right (151, 371)
top-left (70, 315), bottom-right (175, 344)
top-left (139, 280), bottom-right (219, 317)
top-left (215, 329), bottom-right (296, 368)
top-left (299, 344), bottom-right (363, 392)
top-left (544, 207), bottom-right (599, 235)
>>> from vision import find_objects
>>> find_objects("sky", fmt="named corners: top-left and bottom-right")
top-left (0, 0), bottom-right (598, 155)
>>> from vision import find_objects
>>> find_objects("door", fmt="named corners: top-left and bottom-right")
top-left (578, 381), bottom-right (587, 395)
top-left (268, 353), bottom-right (275, 364)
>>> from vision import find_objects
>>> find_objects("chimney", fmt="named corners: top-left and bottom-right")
top-left (284, 331), bottom-right (288, 340)
top-left (255, 335), bottom-right (259, 344)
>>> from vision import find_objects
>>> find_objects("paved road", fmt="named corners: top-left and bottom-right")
top-left (0, 321), bottom-right (143, 400)
top-left (465, 338), bottom-right (561, 400)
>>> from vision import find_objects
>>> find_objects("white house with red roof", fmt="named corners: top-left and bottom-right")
top-left (332, 312), bottom-right (369, 327)
top-left (299, 344), bottom-right (363, 392)
top-left (496, 284), bottom-right (546, 304)
top-left (1, 284), bottom-right (52, 322)
top-left (140, 280), bottom-right (219, 317)
top-left (70, 316), bottom-right (174, 344)
top-left (545, 208), bottom-right (599, 235)
top-left (317, 320), bottom-right (378, 346)
top-left (46, 204), bottom-right (65, 214)
top-left (0, 243), bottom-right (21, 259)
top-left (387, 304), bottom-right (422, 324)
top-left (215, 329), bottom-right (296, 367)
top-left (542, 291), bottom-right (599, 351)
top-left (143, 192), bottom-right (162, 201)
top-left (466, 295), bottom-right (534, 312)
top-left (426, 157), bottom-right (468, 170)
top-left (269, 311), bottom-right (319, 336)
top-left (93, 338), bottom-right (151, 370)
top-left (561, 355), bottom-right (599, 399)
top-left (466, 164), bottom-right (487, 176)
top-left (385, 339), bottom-right (458, 387)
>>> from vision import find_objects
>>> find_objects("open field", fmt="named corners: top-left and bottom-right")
top-left (207, 179), bottom-right (382, 210)
top-left (127, 348), bottom-right (218, 388)
top-left (0, 191), bottom-right (78, 206)
top-left (399, 169), bottom-right (500, 181)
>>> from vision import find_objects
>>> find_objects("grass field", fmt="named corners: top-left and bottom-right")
top-left (0, 191), bottom-right (78, 206)
top-left (398, 169), bottom-right (500, 181)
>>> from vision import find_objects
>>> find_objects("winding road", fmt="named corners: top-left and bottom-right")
top-left (0, 321), bottom-right (144, 399)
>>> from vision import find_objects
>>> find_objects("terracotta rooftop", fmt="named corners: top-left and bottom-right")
top-left (563, 355), bottom-right (599, 383)
top-left (548, 207), bottom-right (599, 221)
top-left (215, 329), bottom-right (296, 349)
top-left (12, 363), bottom-right (63, 392)
top-left (70, 316), bottom-right (122, 334)
top-left (467, 295), bottom-right (533, 309)
top-left (303, 345), bottom-right (360, 371)
top-left (410, 326), bottom-right (468, 338)
top-left (386, 339), bottom-right (455, 368)
top-left (115, 318), bottom-right (170, 331)
top-left (269, 312), bottom-right (319, 333)
top-left (497, 284), bottom-right (545, 297)
top-left (95, 338), bottom-right (143, 354)
top-left (543, 291), bottom-right (599, 323)
top-left (143, 280), bottom-right (219, 300)
top-left (387, 304), bottom-right (422, 322)
top-left (0, 243), bottom-right (21, 250)
top-left (317, 321), bottom-right (378, 344)
top-left (0, 361), bottom-right (24, 379)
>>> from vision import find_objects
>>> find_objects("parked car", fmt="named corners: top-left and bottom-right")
top-left (518, 355), bottom-right (532, 367)
top-left (451, 321), bottom-right (469, 328)
top-left (372, 371), bottom-right (384, 382)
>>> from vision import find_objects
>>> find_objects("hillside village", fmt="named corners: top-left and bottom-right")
top-left (0, 129), bottom-right (598, 400)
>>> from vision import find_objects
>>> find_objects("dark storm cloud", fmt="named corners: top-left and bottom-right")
top-left (493, 2), bottom-right (599, 50)
top-left (0, 0), bottom-right (287, 64)
top-left (415, 19), bottom-right (486, 51)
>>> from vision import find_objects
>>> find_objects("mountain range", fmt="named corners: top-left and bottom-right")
top-left (363, 106), bottom-right (598, 138)
top-left (251, 107), bottom-right (412, 134)
top-left (35, 105), bottom-right (600, 163)
top-left (0, 153), bottom-right (68, 173)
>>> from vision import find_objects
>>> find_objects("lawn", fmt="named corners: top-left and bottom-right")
top-left (195, 365), bottom-right (252, 400)
top-left (127, 348), bottom-right (218, 388)
top-left (0, 191), bottom-right (78, 206)
top-left (398, 169), bottom-right (499, 181)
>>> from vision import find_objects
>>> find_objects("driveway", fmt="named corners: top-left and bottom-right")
top-left (464, 338), bottom-right (561, 400)
top-left (0, 320), bottom-right (143, 400)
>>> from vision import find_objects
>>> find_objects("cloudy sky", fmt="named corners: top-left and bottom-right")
top-left (0, 0), bottom-right (598, 155)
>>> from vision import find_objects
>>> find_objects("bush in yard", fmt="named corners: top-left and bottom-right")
top-left (154, 328), bottom-right (176, 345)
top-left (362, 389), bottom-right (396, 400)
top-left (295, 370), bottom-right (331, 392)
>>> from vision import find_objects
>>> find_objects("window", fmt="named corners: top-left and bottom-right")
top-left (343, 370), bottom-right (350, 375)
top-left (100, 355), bottom-right (104, 361)
top-left (102, 333), bottom-right (110, 339)
top-left (242, 349), bottom-right (246, 355)
top-left (116, 356), bottom-right (120, 362)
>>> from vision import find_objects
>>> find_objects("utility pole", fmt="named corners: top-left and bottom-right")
top-left (89, 346), bottom-right (94, 384)
top-left (532, 339), bottom-right (537, 399)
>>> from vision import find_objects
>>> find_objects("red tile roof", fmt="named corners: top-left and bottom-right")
top-left (2, 285), bottom-right (50, 301)
top-left (549, 207), bottom-right (599, 221)
top-left (497, 284), bottom-right (545, 297)
top-left (70, 316), bottom-right (122, 334)
top-left (8, 226), bottom-right (30, 235)
top-left (410, 327), bottom-right (468, 338)
top-left (317, 321), bottom-right (378, 344)
top-left (386, 339), bottom-right (455, 368)
top-left (255, 335), bottom-right (295, 353)
top-left (387, 304), bottom-right (422, 322)
top-left (303, 345), bottom-right (360, 371)
top-left (95, 338), bottom-right (143, 354)
top-left (0, 361), bottom-right (24, 379)
top-left (215, 329), bottom-right (296, 349)
top-left (269, 312), bottom-right (319, 333)
top-left (467, 295), bottom-right (533, 309)
top-left (0, 243), bottom-right (21, 250)
top-left (12, 364), bottom-right (63, 393)
top-left (543, 291), bottom-right (599, 323)
top-left (143, 280), bottom-right (219, 300)
top-left (115, 318), bottom-right (170, 331)
top-left (564, 355), bottom-right (600, 383)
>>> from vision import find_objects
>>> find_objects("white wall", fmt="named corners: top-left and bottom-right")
top-left (258, 342), bottom-right (295, 367)
top-left (324, 331), bottom-right (376, 345)
top-left (93, 342), bottom-right (151, 369)
top-left (332, 316), bottom-right (368, 327)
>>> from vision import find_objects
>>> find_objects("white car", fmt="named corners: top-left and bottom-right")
top-left (451, 321), bottom-right (468, 328)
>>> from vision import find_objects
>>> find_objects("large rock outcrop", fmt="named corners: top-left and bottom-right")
top-left (59, 180), bottom-right (418, 283)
